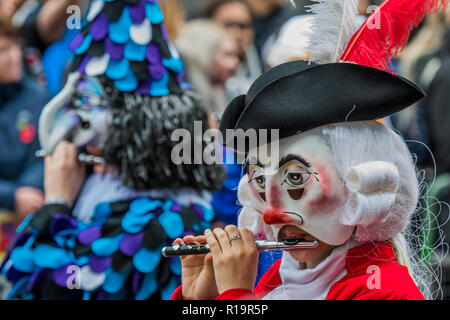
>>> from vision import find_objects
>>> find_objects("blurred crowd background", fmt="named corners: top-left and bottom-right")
top-left (0, 0), bottom-right (449, 298)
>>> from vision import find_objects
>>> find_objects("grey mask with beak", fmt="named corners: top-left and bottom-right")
top-left (38, 72), bottom-right (112, 161)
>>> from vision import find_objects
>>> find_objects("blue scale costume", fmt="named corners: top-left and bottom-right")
top-left (1, 197), bottom-right (213, 300)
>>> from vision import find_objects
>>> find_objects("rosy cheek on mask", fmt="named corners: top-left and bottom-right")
top-left (268, 181), bottom-right (283, 208)
top-left (248, 182), bottom-right (266, 207)
top-left (307, 164), bottom-right (345, 214)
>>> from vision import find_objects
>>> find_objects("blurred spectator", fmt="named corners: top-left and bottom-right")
top-left (394, 9), bottom-right (450, 262)
top-left (176, 19), bottom-right (240, 125)
top-left (0, 1), bottom-right (27, 21)
top-left (1, 0), bottom-right (83, 90)
top-left (394, 12), bottom-right (449, 167)
top-left (176, 17), bottom-right (243, 231)
top-left (160, 0), bottom-right (186, 42)
top-left (423, 27), bottom-right (450, 175)
top-left (181, 0), bottom-right (206, 20)
top-left (0, 17), bottom-right (48, 223)
top-left (1, 0), bottom-right (82, 54)
top-left (358, 0), bottom-right (385, 16)
top-left (204, 0), bottom-right (263, 102)
top-left (420, 11), bottom-right (450, 278)
top-left (42, 0), bottom-right (91, 97)
top-left (402, 13), bottom-right (448, 90)
top-left (245, 0), bottom-right (310, 60)
top-left (263, 14), bottom-right (312, 68)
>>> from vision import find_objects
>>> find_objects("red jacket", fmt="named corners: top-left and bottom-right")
top-left (171, 241), bottom-right (425, 300)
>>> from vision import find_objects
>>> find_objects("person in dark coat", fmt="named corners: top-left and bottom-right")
top-left (0, 17), bottom-right (48, 222)
top-left (423, 28), bottom-right (450, 175)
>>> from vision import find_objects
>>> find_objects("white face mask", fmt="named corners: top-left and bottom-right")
top-left (243, 128), bottom-right (354, 246)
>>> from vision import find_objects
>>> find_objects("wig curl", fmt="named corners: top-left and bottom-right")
top-left (322, 120), bottom-right (419, 242)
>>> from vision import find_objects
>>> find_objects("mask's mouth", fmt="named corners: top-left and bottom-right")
top-left (277, 224), bottom-right (316, 244)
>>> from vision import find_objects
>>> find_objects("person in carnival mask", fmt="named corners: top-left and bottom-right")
top-left (172, 0), bottom-right (448, 300)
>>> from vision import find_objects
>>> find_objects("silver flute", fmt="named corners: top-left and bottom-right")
top-left (162, 240), bottom-right (319, 257)
top-left (36, 150), bottom-right (106, 165)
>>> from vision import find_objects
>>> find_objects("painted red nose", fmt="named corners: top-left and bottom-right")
top-left (263, 206), bottom-right (293, 225)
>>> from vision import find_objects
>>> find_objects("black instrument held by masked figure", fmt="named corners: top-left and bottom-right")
top-left (161, 239), bottom-right (319, 257)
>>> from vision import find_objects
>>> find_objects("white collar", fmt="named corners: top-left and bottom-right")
top-left (262, 239), bottom-right (360, 300)
top-left (73, 173), bottom-right (212, 223)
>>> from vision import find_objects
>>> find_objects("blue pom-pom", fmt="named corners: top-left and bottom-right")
top-left (75, 34), bottom-right (93, 55)
top-left (11, 247), bottom-right (36, 273)
top-left (145, 2), bottom-right (164, 24)
top-left (103, 268), bottom-right (131, 294)
top-left (33, 245), bottom-right (72, 269)
top-left (149, 71), bottom-right (169, 96)
top-left (135, 271), bottom-right (158, 300)
top-left (124, 41), bottom-right (147, 62)
top-left (133, 247), bottom-right (161, 273)
top-left (106, 57), bottom-right (130, 80)
top-left (161, 277), bottom-right (178, 300)
top-left (201, 205), bottom-right (215, 222)
top-left (170, 257), bottom-right (181, 276)
top-left (121, 211), bottom-right (154, 234)
top-left (108, 7), bottom-right (132, 44)
top-left (162, 58), bottom-right (184, 73)
top-left (130, 198), bottom-right (162, 216)
top-left (91, 233), bottom-right (124, 257)
top-left (162, 200), bottom-right (174, 212)
top-left (114, 70), bottom-right (138, 92)
top-left (75, 256), bottom-right (90, 266)
top-left (158, 211), bottom-right (184, 239)
top-left (93, 202), bottom-right (112, 221)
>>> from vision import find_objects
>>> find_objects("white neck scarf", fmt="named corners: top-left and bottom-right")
top-left (262, 239), bottom-right (360, 300)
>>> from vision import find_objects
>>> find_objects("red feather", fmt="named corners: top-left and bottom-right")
top-left (341, 0), bottom-right (448, 71)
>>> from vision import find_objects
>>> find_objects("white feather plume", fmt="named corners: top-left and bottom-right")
top-left (305, 0), bottom-right (360, 64)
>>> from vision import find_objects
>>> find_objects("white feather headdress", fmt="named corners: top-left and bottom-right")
top-left (298, 0), bottom-right (360, 64)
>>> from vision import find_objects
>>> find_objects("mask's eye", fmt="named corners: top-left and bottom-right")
top-left (251, 175), bottom-right (266, 191)
top-left (284, 172), bottom-right (310, 189)
top-left (72, 93), bottom-right (107, 109)
top-left (282, 164), bottom-right (313, 189)
top-left (252, 176), bottom-right (266, 202)
top-left (286, 173), bottom-right (304, 186)
top-left (248, 166), bottom-right (267, 202)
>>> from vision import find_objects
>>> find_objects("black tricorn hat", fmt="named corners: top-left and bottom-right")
top-left (219, 61), bottom-right (425, 150)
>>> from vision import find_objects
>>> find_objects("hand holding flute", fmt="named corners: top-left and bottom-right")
top-left (172, 224), bottom-right (321, 300)
top-left (174, 225), bottom-right (259, 300)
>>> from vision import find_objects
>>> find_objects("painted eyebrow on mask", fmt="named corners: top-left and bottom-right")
top-left (278, 154), bottom-right (311, 169)
top-left (244, 154), bottom-right (312, 173)
top-left (244, 157), bottom-right (266, 172)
